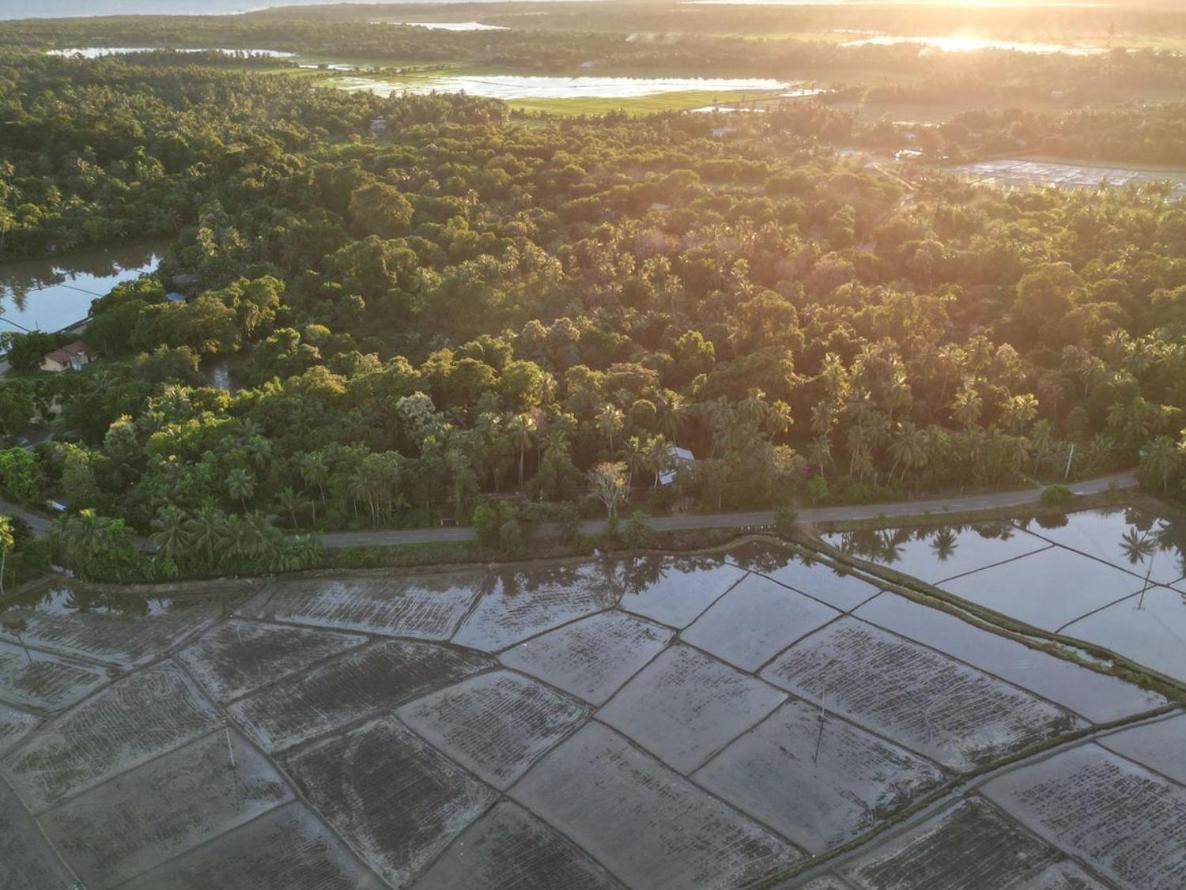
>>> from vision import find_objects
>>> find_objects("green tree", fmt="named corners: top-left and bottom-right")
top-left (348, 182), bottom-right (414, 238)
top-left (588, 462), bottom-right (628, 519)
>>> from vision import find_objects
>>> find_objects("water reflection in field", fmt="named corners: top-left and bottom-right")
top-left (950, 158), bottom-right (1186, 196)
top-left (824, 505), bottom-right (1186, 682)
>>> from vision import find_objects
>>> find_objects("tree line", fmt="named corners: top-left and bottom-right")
top-left (2, 58), bottom-right (1186, 579)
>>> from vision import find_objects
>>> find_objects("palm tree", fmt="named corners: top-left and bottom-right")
top-left (809, 402), bottom-right (836, 475)
top-left (237, 511), bottom-right (280, 564)
top-left (596, 404), bottom-right (624, 456)
top-left (622, 435), bottom-right (647, 488)
top-left (507, 413), bottom-right (536, 486)
top-left (1003, 393), bottom-right (1039, 435)
top-left (150, 505), bottom-right (189, 566)
top-left (889, 422), bottom-right (929, 481)
top-left (243, 436), bottom-right (273, 471)
top-left (1141, 436), bottom-right (1179, 492)
top-left (348, 464), bottom-right (375, 522)
top-left (951, 387), bottom-right (982, 429)
top-left (184, 505), bottom-right (227, 569)
top-left (226, 468), bottom-right (255, 511)
top-left (61, 510), bottom-right (108, 565)
top-left (276, 487), bottom-right (309, 527)
top-left (0, 516), bottom-right (12, 596)
top-left (297, 450), bottom-right (330, 509)
top-left (644, 434), bottom-right (670, 489)
top-left (273, 534), bottom-right (321, 572)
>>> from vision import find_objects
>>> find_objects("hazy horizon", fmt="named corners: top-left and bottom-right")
top-left (2, 0), bottom-right (1165, 23)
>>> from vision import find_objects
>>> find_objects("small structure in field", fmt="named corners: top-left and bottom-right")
top-left (659, 445), bottom-right (695, 486)
top-left (41, 341), bottom-right (92, 373)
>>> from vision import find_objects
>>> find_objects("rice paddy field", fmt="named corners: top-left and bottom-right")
top-left (3, 505), bottom-right (1184, 888)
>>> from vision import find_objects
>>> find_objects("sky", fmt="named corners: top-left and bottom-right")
top-left (0, 0), bottom-right (441, 18)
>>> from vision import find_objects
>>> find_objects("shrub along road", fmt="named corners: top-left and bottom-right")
top-left (316, 470), bottom-right (1138, 549)
top-left (0, 470), bottom-right (1138, 555)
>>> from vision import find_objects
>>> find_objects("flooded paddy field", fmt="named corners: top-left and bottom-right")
top-left (333, 73), bottom-right (793, 101)
top-left (824, 505), bottom-right (1186, 685)
top-left (1, 524), bottom-right (1183, 888)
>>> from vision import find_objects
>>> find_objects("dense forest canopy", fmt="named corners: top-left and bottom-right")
top-left (1, 28), bottom-right (1186, 578)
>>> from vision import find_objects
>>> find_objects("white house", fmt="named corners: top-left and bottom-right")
top-left (659, 445), bottom-right (695, 486)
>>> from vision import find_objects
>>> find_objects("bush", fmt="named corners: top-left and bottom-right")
top-left (471, 502), bottom-right (501, 548)
top-left (621, 510), bottom-right (655, 550)
top-left (551, 502), bottom-right (581, 543)
top-left (1040, 484), bottom-right (1074, 507)
top-left (775, 507), bottom-right (798, 537)
top-left (472, 501), bottom-right (534, 554)
top-left (806, 476), bottom-right (830, 505)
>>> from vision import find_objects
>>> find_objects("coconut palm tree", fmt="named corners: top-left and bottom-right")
top-left (1002, 393), bottom-right (1039, 435)
top-left (184, 505), bottom-right (227, 569)
top-left (644, 434), bottom-right (670, 489)
top-left (150, 505), bottom-right (189, 566)
top-left (297, 450), bottom-right (330, 510)
top-left (276, 487), bottom-right (309, 527)
top-left (596, 404), bottom-right (624, 456)
top-left (889, 422), bottom-right (929, 481)
top-left (61, 510), bottom-right (108, 565)
top-left (237, 511), bottom-right (280, 563)
top-left (242, 435), bottom-right (273, 471)
top-left (226, 468), bottom-right (255, 511)
top-left (507, 413), bottom-right (536, 486)
top-left (951, 387), bottom-right (982, 429)
top-left (622, 435), bottom-right (647, 488)
top-left (1141, 436), bottom-right (1179, 492)
top-left (347, 464), bottom-right (375, 522)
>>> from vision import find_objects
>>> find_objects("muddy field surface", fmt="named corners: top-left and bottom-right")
top-left (0, 531), bottom-right (1182, 888)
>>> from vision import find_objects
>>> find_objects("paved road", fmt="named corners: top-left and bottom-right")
top-left (1, 470), bottom-right (1137, 551)
top-left (317, 470), bottom-right (1138, 549)
top-left (0, 497), bottom-right (55, 536)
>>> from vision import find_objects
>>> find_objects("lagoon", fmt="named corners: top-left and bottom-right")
top-left (0, 244), bottom-right (163, 335)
